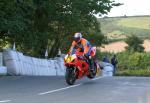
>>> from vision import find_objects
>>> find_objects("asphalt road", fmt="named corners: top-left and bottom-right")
top-left (0, 76), bottom-right (150, 103)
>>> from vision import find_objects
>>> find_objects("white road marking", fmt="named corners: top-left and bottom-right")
top-left (38, 83), bottom-right (82, 95)
top-left (92, 76), bottom-right (104, 80)
top-left (38, 76), bottom-right (104, 95)
top-left (0, 100), bottom-right (11, 103)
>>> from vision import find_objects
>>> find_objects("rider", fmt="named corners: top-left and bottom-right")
top-left (69, 32), bottom-right (94, 70)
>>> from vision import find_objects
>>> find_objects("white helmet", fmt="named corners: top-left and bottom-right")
top-left (74, 32), bottom-right (82, 42)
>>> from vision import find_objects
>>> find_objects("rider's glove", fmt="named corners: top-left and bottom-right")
top-left (68, 51), bottom-right (71, 55)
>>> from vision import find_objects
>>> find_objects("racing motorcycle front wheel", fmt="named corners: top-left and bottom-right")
top-left (65, 67), bottom-right (77, 85)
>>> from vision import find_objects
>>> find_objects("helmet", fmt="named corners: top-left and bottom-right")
top-left (74, 32), bottom-right (82, 42)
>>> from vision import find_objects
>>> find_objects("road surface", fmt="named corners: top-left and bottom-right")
top-left (0, 76), bottom-right (150, 103)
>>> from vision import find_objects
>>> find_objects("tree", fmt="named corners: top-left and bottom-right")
top-left (46, 0), bottom-right (121, 57)
top-left (125, 35), bottom-right (145, 52)
top-left (0, 0), bottom-right (121, 57)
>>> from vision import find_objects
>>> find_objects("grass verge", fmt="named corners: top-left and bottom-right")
top-left (116, 69), bottom-right (150, 77)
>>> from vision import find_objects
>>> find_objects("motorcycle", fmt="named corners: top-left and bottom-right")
top-left (64, 47), bottom-right (99, 85)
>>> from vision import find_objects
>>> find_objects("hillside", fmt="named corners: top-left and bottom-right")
top-left (99, 16), bottom-right (150, 41)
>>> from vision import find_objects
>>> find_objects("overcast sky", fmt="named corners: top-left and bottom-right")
top-left (106, 0), bottom-right (150, 17)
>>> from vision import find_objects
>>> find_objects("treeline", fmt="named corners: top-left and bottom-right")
top-left (96, 51), bottom-right (150, 70)
top-left (0, 0), bottom-right (120, 57)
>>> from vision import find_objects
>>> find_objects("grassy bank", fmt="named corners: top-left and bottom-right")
top-left (116, 69), bottom-right (150, 77)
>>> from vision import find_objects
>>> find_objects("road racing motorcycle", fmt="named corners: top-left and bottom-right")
top-left (64, 47), bottom-right (100, 85)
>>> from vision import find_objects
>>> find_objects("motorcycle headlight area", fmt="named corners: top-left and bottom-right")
top-left (65, 54), bottom-right (77, 63)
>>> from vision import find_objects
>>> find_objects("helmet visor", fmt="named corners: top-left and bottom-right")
top-left (74, 37), bottom-right (80, 42)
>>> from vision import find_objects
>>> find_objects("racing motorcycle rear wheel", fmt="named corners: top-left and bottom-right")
top-left (87, 61), bottom-right (97, 79)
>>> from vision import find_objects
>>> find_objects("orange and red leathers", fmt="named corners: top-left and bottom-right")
top-left (69, 38), bottom-right (91, 56)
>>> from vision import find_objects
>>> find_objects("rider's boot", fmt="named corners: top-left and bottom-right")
top-left (84, 54), bottom-right (94, 71)
top-left (87, 56), bottom-right (94, 71)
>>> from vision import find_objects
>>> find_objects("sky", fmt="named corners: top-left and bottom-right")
top-left (105, 0), bottom-right (150, 17)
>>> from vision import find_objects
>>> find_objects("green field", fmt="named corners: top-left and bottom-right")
top-left (99, 16), bottom-right (150, 41)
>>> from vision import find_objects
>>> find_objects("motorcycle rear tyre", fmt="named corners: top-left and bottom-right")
top-left (87, 62), bottom-right (97, 79)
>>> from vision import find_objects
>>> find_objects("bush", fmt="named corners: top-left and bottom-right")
top-left (96, 50), bottom-right (150, 76)
top-left (117, 51), bottom-right (150, 70)
top-left (125, 35), bottom-right (144, 52)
